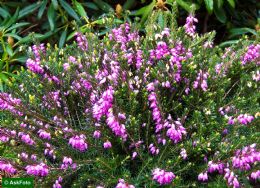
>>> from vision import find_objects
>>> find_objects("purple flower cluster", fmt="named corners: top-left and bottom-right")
top-left (148, 90), bottom-right (164, 133)
top-left (32, 44), bottom-right (45, 58)
top-left (38, 129), bottom-right (51, 140)
top-left (115, 179), bottom-right (135, 188)
top-left (198, 172), bottom-right (208, 182)
top-left (106, 109), bottom-right (127, 140)
top-left (184, 15), bottom-right (198, 38)
top-left (152, 168), bottom-right (175, 185)
top-left (250, 170), bottom-right (260, 180)
top-left (232, 144), bottom-right (260, 170)
top-left (224, 168), bottom-right (240, 188)
top-left (53, 177), bottom-right (63, 188)
top-left (75, 32), bottom-right (88, 51)
top-left (25, 163), bottom-right (49, 177)
top-left (241, 44), bottom-right (260, 65)
top-left (26, 58), bottom-right (44, 74)
top-left (236, 114), bottom-right (254, 125)
top-left (0, 93), bottom-right (22, 116)
top-left (69, 135), bottom-right (88, 152)
top-left (207, 161), bottom-right (224, 174)
top-left (109, 23), bottom-right (139, 52)
top-left (193, 70), bottom-right (209, 91)
top-left (92, 87), bottom-right (114, 121)
top-left (103, 140), bottom-right (112, 149)
top-left (149, 143), bottom-right (160, 155)
top-left (0, 161), bottom-right (17, 174)
top-left (18, 132), bottom-right (35, 145)
top-left (166, 120), bottom-right (186, 144)
top-left (180, 148), bottom-right (187, 160)
top-left (61, 156), bottom-right (76, 170)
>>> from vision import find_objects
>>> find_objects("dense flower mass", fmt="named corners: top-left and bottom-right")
top-left (68, 135), bottom-right (88, 152)
top-left (152, 168), bottom-right (175, 185)
top-left (0, 161), bottom-right (17, 175)
top-left (25, 163), bottom-right (49, 177)
top-left (0, 12), bottom-right (259, 187)
top-left (184, 15), bottom-right (198, 38)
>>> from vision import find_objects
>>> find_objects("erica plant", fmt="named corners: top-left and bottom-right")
top-left (0, 11), bottom-right (259, 187)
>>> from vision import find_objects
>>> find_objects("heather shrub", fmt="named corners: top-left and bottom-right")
top-left (0, 12), bottom-right (259, 187)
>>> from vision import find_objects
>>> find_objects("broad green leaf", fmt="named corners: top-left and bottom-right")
top-left (214, 7), bottom-right (227, 23)
top-left (204, 0), bottom-right (213, 14)
top-left (10, 56), bottom-right (27, 63)
top-left (59, 0), bottom-right (80, 21)
top-left (228, 27), bottom-right (257, 38)
top-left (0, 7), bottom-right (10, 18)
top-left (217, 0), bottom-right (223, 8)
top-left (36, 29), bottom-right (60, 41)
top-left (47, 3), bottom-right (55, 31)
top-left (52, 0), bottom-right (59, 10)
top-left (219, 40), bottom-right (239, 48)
top-left (6, 44), bottom-right (13, 57)
top-left (82, 2), bottom-right (99, 10)
top-left (131, 0), bottom-right (155, 20)
top-left (93, 0), bottom-right (113, 12)
top-left (67, 31), bottom-right (77, 41)
top-left (38, 0), bottom-right (48, 19)
top-left (59, 29), bottom-right (67, 48)
top-left (5, 33), bottom-right (22, 41)
top-left (5, 8), bottom-right (19, 29)
top-left (0, 73), bottom-right (10, 84)
top-left (6, 22), bottom-right (30, 32)
top-left (140, 1), bottom-right (156, 25)
top-left (74, 0), bottom-right (88, 18)
top-left (18, 3), bottom-right (40, 19)
top-left (123, 0), bottom-right (136, 10)
top-left (226, 0), bottom-right (235, 8)
top-left (15, 36), bottom-right (32, 45)
top-left (176, 0), bottom-right (193, 12)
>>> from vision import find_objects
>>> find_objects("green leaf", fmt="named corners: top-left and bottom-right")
top-left (217, 0), bottom-right (223, 8)
top-left (6, 44), bottom-right (13, 57)
top-left (47, 3), bottom-right (55, 31)
top-left (204, 0), bottom-right (213, 14)
top-left (176, 0), bottom-right (193, 12)
top-left (36, 29), bottom-right (60, 41)
top-left (15, 36), bottom-right (32, 45)
top-left (6, 22), bottom-right (30, 32)
top-left (18, 3), bottom-right (40, 19)
top-left (11, 56), bottom-right (27, 63)
top-left (219, 40), bottom-right (239, 48)
top-left (123, 0), bottom-right (136, 10)
top-left (0, 7), bottom-right (11, 18)
top-left (5, 8), bottom-right (19, 29)
top-left (226, 0), bottom-right (235, 8)
top-left (214, 7), bottom-right (227, 23)
top-left (82, 2), bottom-right (99, 10)
top-left (52, 0), bottom-right (59, 10)
top-left (38, 0), bottom-right (48, 19)
top-left (0, 73), bottom-right (10, 84)
top-left (74, 0), bottom-right (88, 18)
top-left (59, 29), bottom-right (67, 48)
top-left (228, 28), bottom-right (257, 38)
top-left (59, 0), bottom-right (80, 21)
top-left (93, 0), bottom-right (113, 13)
top-left (131, 0), bottom-right (155, 23)
top-left (5, 33), bottom-right (22, 41)
top-left (67, 31), bottom-right (77, 41)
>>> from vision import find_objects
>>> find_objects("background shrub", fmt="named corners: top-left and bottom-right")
top-left (0, 0), bottom-right (259, 89)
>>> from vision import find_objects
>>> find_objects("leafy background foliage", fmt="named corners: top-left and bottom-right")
top-left (0, 0), bottom-right (259, 89)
